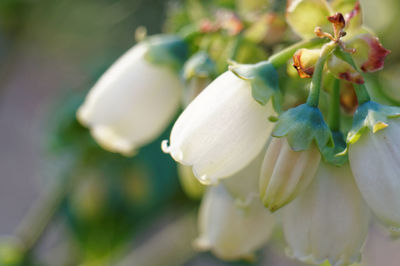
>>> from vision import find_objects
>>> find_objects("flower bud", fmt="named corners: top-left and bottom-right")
top-left (327, 55), bottom-right (364, 84)
top-left (347, 33), bottom-right (390, 73)
top-left (77, 35), bottom-right (187, 156)
top-left (292, 48), bottom-right (321, 78)
top-left (349, 118), bottom-right (400, 232)
top-left (259, 137), bottom-right (321, 211)
top-left (163, 71), bottom-right (276, 184)
top-left (283, 163), bottom-right (370, 266)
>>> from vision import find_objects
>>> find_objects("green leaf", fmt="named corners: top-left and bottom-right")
top-left (347, 101), bottom-right (400, 144)
top-left (272, 104), bottom-right (333, 152)
top-left (144, 35), bottom-right (189, 72)
top-left (286, 0), bottom-right (331, 39)
top-left (229, 60), bottom-right (281, 109)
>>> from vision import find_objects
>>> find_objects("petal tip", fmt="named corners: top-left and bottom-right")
top-left (76, 105), bottom-right (90, 126)
top-left (161, 139), bottom-right (171, 153)
top-left (197, 174), bottom-right (218, 185)
top-left (372, 122), bottom-right (388, 133)
top-left (193, 237), bottom-right (210, 251)
top-left (91, 126), bottom-right (136, 156)
top-left (162, 140), bottom-right (185, 162)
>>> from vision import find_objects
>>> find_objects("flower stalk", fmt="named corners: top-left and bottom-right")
top-left (354, 83), bottom-right (371, 105)
top-left (329, 78), bottom-right (341, 131)
top-left (306, 41), bottom-right (337, 107)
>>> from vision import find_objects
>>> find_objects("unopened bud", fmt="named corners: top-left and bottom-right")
top-left (327, 55), bottom-right (364, 84)
top-left (293, 48), bottom-right (321, 78)
top-left (259, 137), bottom-right (321, 212)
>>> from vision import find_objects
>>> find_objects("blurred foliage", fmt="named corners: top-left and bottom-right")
top-left (38, 0), bottom-right (291, 262)
top-left (45, 84), bottom-right (191, 263)
top-left (164, 0), bottom-right (292, 74)
top-left (0, 0), bottom-right (32, 34)
top-left (0, 237), bottom-right (38, 266)
top-left (0, 0), bottom-right (169, 67)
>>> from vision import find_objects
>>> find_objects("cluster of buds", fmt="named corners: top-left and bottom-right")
top-left (76, 0), bottom-right (399, 265)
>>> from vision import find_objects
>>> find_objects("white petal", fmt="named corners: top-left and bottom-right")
top-left (259, 137), bottom-right (321, 211)
top-left (349, 119), bottom-right (400, 231)
top-left (77, 43), bottom-right (182, 155)
top-left (195, 184), bottom-right (275, 261)
top-left (283, 163), bottom-right (370, 266)
top-left (222, 147), bottom-right (265, 201)
top-left (182, 77), bottom-right (211, 107)
top-left (164, 71), bottom-right (275, 184)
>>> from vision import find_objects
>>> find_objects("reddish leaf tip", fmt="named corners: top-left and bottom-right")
top-left (360, 36), bottom-right (391, 72)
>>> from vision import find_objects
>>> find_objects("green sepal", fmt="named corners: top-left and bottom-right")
top-left (347, 101), bottom-right (400, 144)
top-left (228, 60), bottom-right (282, 110)
top-left (272, 104), bottom-right (333, 152)
top-left (144, 35), bottom-right (189, 72)
top-left (183, 51), bottom-right (217, 81)
top-left (322, 130), bottom-right (348, 166)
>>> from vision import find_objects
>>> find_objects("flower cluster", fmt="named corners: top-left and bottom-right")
top-left (77, 0), bottom-right (400, 265)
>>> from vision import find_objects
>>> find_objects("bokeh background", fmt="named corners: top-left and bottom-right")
top-left (1, 0), bottom-right (400, 265)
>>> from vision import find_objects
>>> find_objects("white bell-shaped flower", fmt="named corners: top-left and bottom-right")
top-left (162, 71), bottom-right (276, 184)
top-left (259, 137), bottom-right (321, 211)
top-left (77, 42), bottom-right (183, 156)
top-left (195, 153), bottom-right (275, 260)
top-left (348, 119), bottom-right (400, 232)
top-left (283, 163), bottom-right (370, 266)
